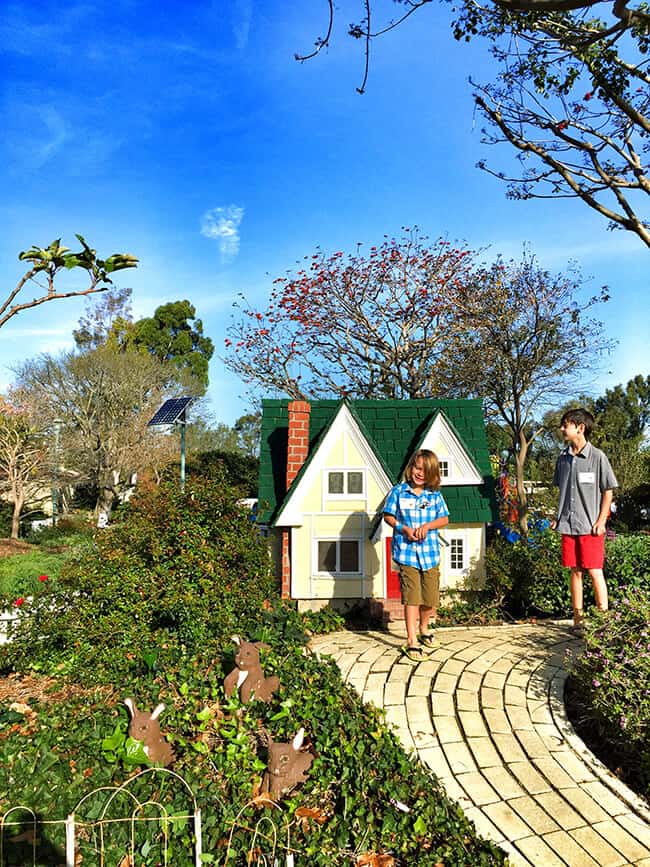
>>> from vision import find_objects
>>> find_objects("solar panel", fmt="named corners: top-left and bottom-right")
top-left (147, 397), bottom-right (193, 427)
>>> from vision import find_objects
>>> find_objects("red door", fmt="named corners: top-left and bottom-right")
top-left (385, 538), bottom-right (401, 599)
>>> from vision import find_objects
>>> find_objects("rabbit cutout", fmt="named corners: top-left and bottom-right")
top-left (262, 728), bottom-right (314, 799)
top-left (223, 636), bottom-right (279, 703)
top-left (124, 698), bottom-right (175, 767)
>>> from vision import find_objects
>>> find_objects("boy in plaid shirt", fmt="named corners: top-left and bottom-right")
top-left (384, 449), bottom-right (449, 661)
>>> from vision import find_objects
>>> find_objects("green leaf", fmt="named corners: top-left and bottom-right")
top-left (413, 815), bottom-right (428, 836)
top-left (124, 736), bottom-right (151, 766)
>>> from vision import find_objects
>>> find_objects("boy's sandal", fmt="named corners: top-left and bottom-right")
top-left (419, 633), bottom-right (437, 649)
top-left (568, 624), bottom-right (584, 637)
top-left (401, 645), bottom-right (426, 662)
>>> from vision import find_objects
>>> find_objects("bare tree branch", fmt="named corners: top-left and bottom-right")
top-left (297, 1), bottom-right (650, 246)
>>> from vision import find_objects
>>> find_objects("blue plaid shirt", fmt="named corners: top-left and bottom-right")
top-left (384, 482), bottom-right (449, 570)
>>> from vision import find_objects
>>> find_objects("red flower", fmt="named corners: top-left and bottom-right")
top-left (15, 597), bottom-right (25, 607)
top-left (38, 574), bottom-right (48, 582)
top-left (584, 92), bottom-right (592, 101)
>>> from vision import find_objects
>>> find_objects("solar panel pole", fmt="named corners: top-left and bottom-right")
top-left (52, 418), bottom-right (63, 526)
top-left (180, 407), bottom-right (187, 492)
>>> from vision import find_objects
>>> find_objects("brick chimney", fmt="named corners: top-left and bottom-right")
top-left (281, 400), bottom-right (311, 598)
top-left (286, 400), bottom-right (311, 489)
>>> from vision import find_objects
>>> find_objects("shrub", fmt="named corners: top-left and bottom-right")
top-left (3, 475), bottom-right (275, 683)
top-left (605, 533), bottom-right (650, 600)
top-left (301, 605), bottom-right (346, 635)
top-left (476, 530), bottom-right (574, 619)
top-left (0, 502), bottom-right (12, 537)
top-left (0, 640), bottom-right (505, 866)
top-left (0, 475), bottom-right (505, 865)
top-left (471, 531), bottom-right (650, 621)
top-left (569, 591), bottom-right (650, 799)
top-left (23, 513), bottom-right (93, 546)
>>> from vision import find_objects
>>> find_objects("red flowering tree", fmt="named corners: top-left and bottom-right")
top-left (225, 230), bottom-right (476, 400)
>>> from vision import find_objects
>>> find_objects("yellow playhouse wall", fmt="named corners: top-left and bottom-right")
top-left (289, 427), bottom-right (386, 600)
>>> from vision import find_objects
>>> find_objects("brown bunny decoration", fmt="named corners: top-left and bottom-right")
top-left (223, 636), bottom-right (279, 703)
top-left (261, 727), bottom-right (314, 799)
top-left (124, 698), bottom-right (175, 767)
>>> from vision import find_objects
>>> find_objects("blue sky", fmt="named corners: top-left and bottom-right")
top-left (1, 0), bottom-right (647, 425)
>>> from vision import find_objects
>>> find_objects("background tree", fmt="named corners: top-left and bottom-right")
top-left (186, 412), bottom-right (261, 458)
top-left (0, 398), bottom-right (48, 538)
top-left (300, 2), bottom-right (649, 246)
top-left (73, 287), bottom-right (134, 350)
top-left (186, 450), bottom-right (259, 497)
top-left (225, 230), bottom-right (476, 399)
top-left (1, 236), bottom-right (138, 330)
top-left (234, 411), bottom-right (262, 458)
top-left (442, 253), bottom-right (611, 534)
top-left (12, 346), bottom-right (192, 522)
top-left (132, 300), bottom-right (214, 392)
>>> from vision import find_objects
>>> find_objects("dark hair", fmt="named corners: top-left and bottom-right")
top-left (405, 449), bottom-right (441, 489)
top-left (560, 407), bottom-right (595, 440)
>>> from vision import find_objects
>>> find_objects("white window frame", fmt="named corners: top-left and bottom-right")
top-left (313, 537), bottom-right (363, 577)
top-left (324, 468), bottom-right (366, 499)
top-left (443, 531), bottom-right (469, 577)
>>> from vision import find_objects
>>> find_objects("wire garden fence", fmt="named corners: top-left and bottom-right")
top-left (0, 767), bottom-right (294, 866)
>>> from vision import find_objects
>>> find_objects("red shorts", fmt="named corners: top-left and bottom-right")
top-left (561, 534), bottom-right (605, 569)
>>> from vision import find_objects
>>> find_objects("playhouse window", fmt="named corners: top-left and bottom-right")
top-left (317, 539), bottom-right (360, 574)
top-left (327, 470), bottom-right (364, 496)
top-left (449, 538), bottom-right (465, 571)
top-left (439, 460), bottom-right (449, 478)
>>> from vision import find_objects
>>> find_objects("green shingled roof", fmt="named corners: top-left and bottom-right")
top-left (258, 398), bottom-right (497, 525)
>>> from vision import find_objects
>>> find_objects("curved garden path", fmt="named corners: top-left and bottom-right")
top-left (310, 623), bottom-right (650, 866)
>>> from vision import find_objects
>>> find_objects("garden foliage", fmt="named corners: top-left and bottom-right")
top-left (470, 530), bottom-right (650, 620)
top-left (0, 476), bottom-right (504, 865)
top-left (570, 591), bottom-right (650, 799)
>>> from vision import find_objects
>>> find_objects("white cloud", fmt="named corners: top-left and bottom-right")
top-left (201, 205), bottom-right (245, 261)
top-left (232, 0), bottom-right (253, 52)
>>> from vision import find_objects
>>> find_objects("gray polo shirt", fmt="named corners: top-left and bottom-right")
top-left (553, 441), bottom-right (618, 535)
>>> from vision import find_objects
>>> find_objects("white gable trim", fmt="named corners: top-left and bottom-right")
top-left (420, 412), bottom-right (483, 485)
top-left (275, 402), bottom-right (393, 526)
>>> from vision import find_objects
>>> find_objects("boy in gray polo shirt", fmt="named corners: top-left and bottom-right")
top-left (552, 408), bottom-right (618, 632)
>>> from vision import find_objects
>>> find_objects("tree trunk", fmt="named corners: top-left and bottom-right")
top-left (95, 482), bottom-right (116, 528)
top-left (10, 491), bottom-right (24, 540)
top-left (515, 439), bottom-right (529, 537)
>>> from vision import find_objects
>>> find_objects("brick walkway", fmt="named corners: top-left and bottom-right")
top-left (310, 623), bottom-right (650, 866)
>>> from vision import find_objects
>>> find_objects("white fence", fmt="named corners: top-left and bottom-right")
top-left (0, 768), bottom-right (295, 866)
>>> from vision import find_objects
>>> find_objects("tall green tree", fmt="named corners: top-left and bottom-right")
top-left (132, 300), bottom-right (214, 392)
top-left (442, 253), bottom-right (611, 534)
top-left (593, 375), bottom-right (650, 441)
top-left (552, 375), bottom-right (650, 493)
top-left (2, 236), bottom-right (138, 330)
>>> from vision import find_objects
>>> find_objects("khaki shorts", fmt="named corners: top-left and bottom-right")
top-left (398, 564), bottom-right (440, 608)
